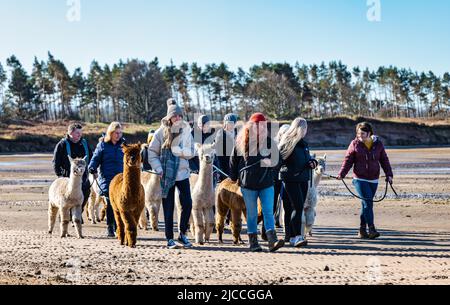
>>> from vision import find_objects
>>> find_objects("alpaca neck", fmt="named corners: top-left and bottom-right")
top-left (67, 173), bottom-right (83, 196)
top-left (312, 171), bottom-right (322, 189)
top-left (198, 161), bottom-right (214, 189)
top-left (123, 165), bottom-right (141, 194)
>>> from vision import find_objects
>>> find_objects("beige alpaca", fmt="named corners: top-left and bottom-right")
top-left (86, 174), bottom-right (106, 224)
top-left (176, 143), bottom-right (216, 245)
top-left (139, 171), bottom-right (162, 231)
top-left (302, 154), bottom-right (327, 238)
top-left (48, 157), bottom-right (86, 239)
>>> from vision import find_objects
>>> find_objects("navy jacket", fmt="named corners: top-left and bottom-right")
top-left (88, 138), bottom-right (125, 197)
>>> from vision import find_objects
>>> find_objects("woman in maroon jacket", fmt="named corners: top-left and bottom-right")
top-left (337, 122), bottom-right (394, 239)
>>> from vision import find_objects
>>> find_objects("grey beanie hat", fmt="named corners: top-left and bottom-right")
top-left (164, 98), bottom-right (183, 121)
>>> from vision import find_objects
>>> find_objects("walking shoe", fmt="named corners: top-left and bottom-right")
top-left (289, 237), bottom-right (296, 246)
top-left (266, 230), bottom-right (285, 252)
top-left (248, 234), bottom-right (263, 252)
top-left (178, 234), bottom-right (193, 248)
top-left (293, 235), bottom-right (308, 248)
top-left (368, 226), bottom-right (381, 239)
top-left (167, 239), bottom-right (180, 249)
top-left (358, 227), bottom-right (370, 239)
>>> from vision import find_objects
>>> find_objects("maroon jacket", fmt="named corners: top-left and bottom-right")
top-left (338, 136), bottom-right (394, 181)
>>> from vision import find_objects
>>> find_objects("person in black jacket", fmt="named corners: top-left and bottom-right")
top-left (215, 113), bottom-right (238, 182)
top-left (278, 118), bottom-right (318, 248)
top-left (229, 113), bottom-right (285, 253)
top-left (52, 123), bottom-right (93, 215)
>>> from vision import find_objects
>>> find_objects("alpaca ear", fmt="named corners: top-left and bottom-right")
top-left (323, 154), bottom-right (327, 160)
top-left (195, 143), bottom-right (202, 152)
top-left (68, 156), bottom-right (74, 163)
top-left (83, 156), bottom-right (88, 162)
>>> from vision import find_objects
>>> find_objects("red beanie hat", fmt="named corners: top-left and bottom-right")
top-left (250, 113), bottom-right (267, 123)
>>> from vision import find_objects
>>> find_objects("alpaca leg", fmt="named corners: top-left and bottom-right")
top-left (99, 198), bottom-right (107, 222)
top-left (192, 208), bottom-right (205, 245)
top-left (122, 211), bottom-right (138, 248)
top-left (204, 206), bottom-right (215, 243)
top-left (230, 208), bottom-right (243, 245)
top-left (304, 207), bottom-right (315, 237)
top-left (301, 209), bottom-right (306, 238)
top-left (149, 200), bottom-right (160, 231)
top-left (138, 208), bottom-right (148, 230)
top-left (48, 204), bottom-right (59, 234)
top-left (190, 214), bottom-right (195, 237)
top-left (87, 192), bottom-right (96, 224)
top-left (72, 205), bottom-right (84, 239)
top-left (215, 200), bottom-right (228, 244)
top-left (114, 209), bottom-right (125, 245)
top-left (60, 207), bottom-right (71, 238)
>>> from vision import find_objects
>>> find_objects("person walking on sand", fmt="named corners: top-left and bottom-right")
top-left (278, 118), bottom-right (318, 247)
top-left (337, 122), bottom-right (394, 240)
top-left (52, 123), bottom-right (93, 222)
top-left (215, 113), bottom-right (239, 182)
top-left (88, 122), bottom-right (125, 238)
top-left (230, 113), bottom-right (285, 252)
top-left (148, 98), bottom-right (195, 249)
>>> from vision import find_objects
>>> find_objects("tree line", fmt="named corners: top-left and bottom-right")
top-left (0, 52), bottom-right (449, 123)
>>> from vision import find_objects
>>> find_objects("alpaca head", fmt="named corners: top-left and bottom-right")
top-left (195, 143), bottom-right (216, 165)
top-left (68, 156), bottom-right (87, 177)
top-left (121, 143), bottom-right (142, 168)
top-left (312, 154), bottom-right (327, 176)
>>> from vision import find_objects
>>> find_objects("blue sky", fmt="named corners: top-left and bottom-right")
top-left (1, 0), bottom-right (449, 75)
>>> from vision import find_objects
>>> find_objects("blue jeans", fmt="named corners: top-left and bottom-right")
top-left (352, 180), bottom-right (378, 228)
top-left (241, 187), bottom-right (275, 235)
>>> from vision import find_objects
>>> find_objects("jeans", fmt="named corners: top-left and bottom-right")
top-left (241, 186), bottom-right (275, 235)
top-left (352, 179), bottom-right (378, 228)
top-left (282, 181), bottom-right (309, 239)
top-left (162, 178), bottom-right (193, 240)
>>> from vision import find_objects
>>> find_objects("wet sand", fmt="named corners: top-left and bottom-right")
top-left (0, 148), bottom-right (449, 285)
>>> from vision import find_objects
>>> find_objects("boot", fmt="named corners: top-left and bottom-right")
top-left (358, 226), bottom-right (369, 239)
top-left (106, 225), bottom-right (115, 238)
top-left (368, 226), bottom-right (381, 239)
top-left (266, 230), bottom-right (285, 252)
top-left (248, 234), bottom-right (262, 252)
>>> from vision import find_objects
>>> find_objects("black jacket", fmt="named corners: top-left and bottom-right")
top-left (229, 137), bottom-right (281, 190)
top-left (52, 136), bottom-right (93, 182)
top-left (279, 139), bottom-right (313, 183)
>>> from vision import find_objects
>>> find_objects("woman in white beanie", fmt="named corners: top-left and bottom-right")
top-left (148, 98), bottom-right (195, 249)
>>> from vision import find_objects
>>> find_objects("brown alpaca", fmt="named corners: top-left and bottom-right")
top-left (109, 143), bottom-right (145, 248)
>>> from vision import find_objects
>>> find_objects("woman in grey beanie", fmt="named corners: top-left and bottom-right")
top-left (148, 98), bottom-right (195, 249)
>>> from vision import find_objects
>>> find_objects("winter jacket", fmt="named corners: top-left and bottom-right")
top-left (279, 139), bottom-right (314, 183)
top-left (52, 136), bottom-right (93, 183)
top-left (140, 144), bottom-right (152, 171)
top-left (229, 137), bottom-right (281, 190)
top-left (215, 128), bottom-right (237, 178)
top-left (338, 136), bottom-right (394, 181)
top-left (148, 122), bottom-right (195, 182)
top-left (88, 138), bottom-right (125, 197)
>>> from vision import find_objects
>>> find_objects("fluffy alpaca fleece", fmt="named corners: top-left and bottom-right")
top-left (139, 171), bottom-right (162, 231)
top-left (86, 174), bottom-right (106, 224)
top-left (302, 154), bottom-right (327, 238)
top-left (109, 143), bottom-right (145, 248)
top-left (176, 143), bottom-right (216, 245)
top-left (48, 157), bottom-right (87, 239)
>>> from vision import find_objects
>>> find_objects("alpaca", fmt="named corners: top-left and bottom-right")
top-left (215, 178), bottom-right (247, 245)
top-left (48, 157), bottom-right (87, 239)
top-left (139, 171), bottom-right (162, 232)
top-left (86, 173), bottom-right (107, 224)
top-left (302, 154), bottom-right (327, 238)
top-left (178, 143), bottom-right (216, 245)
top-left (109, 143), bottom-right (145, 248)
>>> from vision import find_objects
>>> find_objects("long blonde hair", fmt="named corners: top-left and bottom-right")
top-left (278, 118), bottom-right (308, 160)
top-left (104, 122), bottom-right (123, 143)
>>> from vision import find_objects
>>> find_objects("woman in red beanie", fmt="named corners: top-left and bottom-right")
top-left (230, 113), bottom-right (285, 252)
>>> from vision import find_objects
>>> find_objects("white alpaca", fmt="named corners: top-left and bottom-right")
top-left (139, 171), bottom-right (162, 231)
top-left (85, 174), bottom-right (106, 224)
top-left (302, 154), bottom-right (327, 238)
top-left (48, 157), bottom-right (87, 239)
top-left (176, 143), bottom-right (216, 245)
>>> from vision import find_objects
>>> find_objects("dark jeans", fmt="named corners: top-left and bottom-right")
top-left (352, 179), bottom-right (378, 228)
top-left (282, 181), bottom-right (309, 239)
top-left (162, 178), bottom-right (193, 240)
top-left (104, 196), bottom-right (117, 229)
